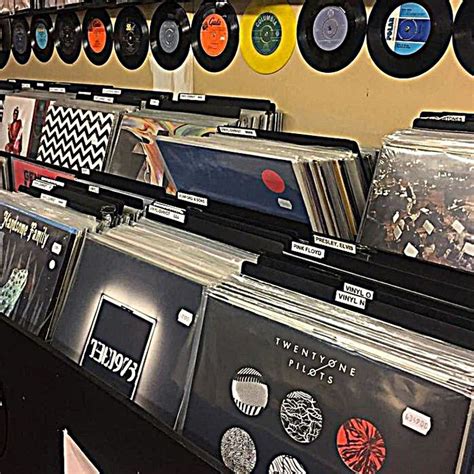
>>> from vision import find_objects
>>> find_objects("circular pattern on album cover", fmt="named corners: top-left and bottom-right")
top-left (191, 0), bottom-right (239, 73)
top-left (83, 8), bottom-right (113, 66)
top-left (297, 0), bottom-right (366, 73)
top-left (150, 1), bottom-right (191, 71)
top-left (220, 427), bottom-right (257, 474)
top-left (241, 0), bottom-right (296, 74)
top-left (54, 11), bottom-right (82, 64)
top-left (0, 19), bottom-right (12, 69)
top-left (268, 454), bottom-right (307, 473)
top-left (31, 14), bottom-right (54, 63)
top-left (367, 0), bottom-right (453, 78)
top-left (11, 17), bottom-right (31, 65)
top-left (231, 367), bottom-right (269, 416)
top-left (337, 418), bottom-right (386, 474)
top-left (280, 390), bottom-right (323, 444)
top-left (114, 6), bottom-right (149, 70)
top-left (453, 1), bottom-right (474, 75)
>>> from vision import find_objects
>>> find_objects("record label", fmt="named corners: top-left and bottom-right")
top-left (385, 3), bottom-right (431, 56)
top-left (200, 13), bottom-right (228, 57)
top-left (159, 20), bottom-right (180, 54)
top-left (252, 12), bottom-right (282, 56)
top-left (12, 22), bottom-right (27, 55)
top-left (88, 19), bottom-right (106, 54)
top-left (313, 6), bottom-right (349, 51)
top-left (35, 23), bottom-right (48, 50)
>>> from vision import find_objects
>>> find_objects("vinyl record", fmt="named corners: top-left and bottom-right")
top-left (367, 0), bottom-right (453, 78)
top-left (55, 11), bottom-right (82, 64)
top-left (114, 6), bottom-right (149, 70)
top-left (0, 19), bottom-right (11, 69)
top-left (191, 0), bottom-right (239, 73)
top-left (297, 0), bottom-right (366, 72)
top-left (11, 17), bottom-right (31, 64)
top-left (453, 1), bottom-right (474, 75)
top-left (83, 8), bottom-right (113, 66)
top-left (150, 1), bottom-right (190, 70)
top-left (31, 14), bottom-right (54, 63)
top-left (241, 0), bottom-right (296, 74)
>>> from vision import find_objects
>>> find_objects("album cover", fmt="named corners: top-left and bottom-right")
top-left (27, 99), bottom-right (51, 159)
top-left (183, 295), bottom-right (471, 473)
top-left (36, 105), bottom-right (117, 172)
top-left (358, 130), bottom-right (474, 273)
top-left (157, 138), bottom-right (311, 224)
top-left (0, 96), bottom-right (36, 157)
top-left (107, 114), bottom-right (216, 190)
top-left (0, 201), bottom-right (78, 335)
top-left (11, 158), bottom-right (75, 192)
top-left (51, 236), bottom-right (205, 427)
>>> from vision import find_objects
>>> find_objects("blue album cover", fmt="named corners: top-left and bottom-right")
top-left (157, 139), bottom-right (311, 224)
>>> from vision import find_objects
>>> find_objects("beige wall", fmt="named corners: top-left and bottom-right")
top-left (1, 0), bottom-right (472, 146)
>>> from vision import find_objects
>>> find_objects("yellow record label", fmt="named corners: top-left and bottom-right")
top-left (241, 0), bottom-right (296, 74)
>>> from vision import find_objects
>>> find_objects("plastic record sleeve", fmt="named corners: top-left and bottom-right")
top-left (113, 6), bottom-right (149, 70)
top-left (453, 0), bottom-right (474, 76)
top-left (191, 0), bottom-right (239, 73)
top-left (240, 0), bottom-right (296, 75)
top-left (11, 17), bottom-right (31, 65)
top-left (82, 8), bottom-right (113, 66)
top-left (150, 1), bottom-right (191, 71)
top-left (0, 19), bottom-right (11, 69)
top-left (31, 14), bottom-right (54, 63)
top-left (297, 0), bottom-right (366, 73)
top-left (54, 11), bottom-right (82, 65)
top-left (367, 0), bottom-right (453, 78)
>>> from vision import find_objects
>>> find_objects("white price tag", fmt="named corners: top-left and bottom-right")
top-left (21, 83), bottom-right (31, 89)
top-left (149, 99), bottom-right (160, 107)
top-left (32, 180), bottom-right (54, 191)
top-left (102, 88), bottom-right (122, 95)
top-left (49, 87), bottom-right (66, 93)
top-left (148, 205), bottom-right (185, 223)
top-left (402, 408), bottom-right (431, 435)
top-left (343, 283), bottom-right (374, 301)
top-left (291, 241), bottom-right (325, 259)
top-left (41, 177), bottom-right (65, 187)
top-left (88, 185), bottom-right (99, 194)
top-left (335, 291), bottom-right (366, 310)
top-left (93, 95), bottom-right (114, 104)
top-left (177, 309), bottom-right (194, 327)
top-left (219, 126), bottom-right (257, 137)
top-left (51, 242), bottom-right (63, 255)
top-left (180, 93), bottom-right (205, 101)
top-left (81, 168), bottom-right (90, 175)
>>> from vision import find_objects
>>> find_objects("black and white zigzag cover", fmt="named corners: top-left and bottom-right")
top-left (36, 105), bottom-right (116, 172)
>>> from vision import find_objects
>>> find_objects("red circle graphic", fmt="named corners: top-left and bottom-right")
top-left (261, 169), bottom-right (286, 193)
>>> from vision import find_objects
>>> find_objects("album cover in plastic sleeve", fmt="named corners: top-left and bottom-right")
top-left (11, 158), bottom-right (75, 192)
top-left (183, 295), bottom-right (472, 473)
top-left (157, 138), bottom-right (311, 224)
top-left (107, 113), bottom-right (216, 190)
top-left (51, 236), bottom-right (205, 427)
top-left (358, 129), bottom-right (474, 274)
top-left (0, 201), bottom-right (78, 335)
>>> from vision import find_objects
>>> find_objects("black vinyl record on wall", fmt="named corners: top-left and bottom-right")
top-left (453, 1), bottom-right (474, 75)
top-left (31, 14), bottom-right (54, 63)
top-left (0, 19), bottom-right (12, 69)
top-left (55, 11), bottom-right (82, 64)
top-left (83, 8), bottom-right (113, 66)
top-left (11, 17), bottom-right (31, 65)
top-left (367, 0), bottom-right (453, 78)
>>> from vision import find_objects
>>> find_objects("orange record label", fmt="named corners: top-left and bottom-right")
top-left (88, 18), bottom-right (107, 54)
top-left (200, 13), bottom-right (228, 57)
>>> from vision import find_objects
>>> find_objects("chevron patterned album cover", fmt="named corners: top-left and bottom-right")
top-left (36, 105), bottom-right (117, 172)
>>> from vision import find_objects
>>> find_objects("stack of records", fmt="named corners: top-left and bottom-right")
top-left (183, 275), bottom-right (474, 473)
top-left (157, 134), bottom-right (369, 239)
top-left (51, 219), bottom-right (256, 426)
top-left (358, 128), bottom-right (474, 274)
top-left (0, 190), bottom-right (97, 336)
top-left (106, 110), bottom-right (237, 188)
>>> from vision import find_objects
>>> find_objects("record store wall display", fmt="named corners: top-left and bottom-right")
top-left (0, 1), bottom-right (471, 145)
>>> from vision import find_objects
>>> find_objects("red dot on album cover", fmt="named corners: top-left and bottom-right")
top-left (261, 169), bottom-right (286, 193)
top-left (336, 418), bottom-right (386, 474)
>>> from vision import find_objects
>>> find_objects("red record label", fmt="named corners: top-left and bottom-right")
top-left (200, 13), bottom-right (229, 57)
top-left (88, 18), bottom-right (107, 54)
top-left (337, 418), bottom-right (386, 474)
top-left (262, 169), bottom-right (286, 193)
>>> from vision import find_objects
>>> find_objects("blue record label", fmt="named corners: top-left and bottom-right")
top-left (384, 2), bottom-right (431, 56)
top-left (35, 23), bottom-right (48, 50)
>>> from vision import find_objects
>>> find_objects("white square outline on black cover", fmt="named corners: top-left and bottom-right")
top-left (78, 293), bottom-right (156, 401)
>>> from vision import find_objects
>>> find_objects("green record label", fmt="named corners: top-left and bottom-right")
top-left (252, 12), bottom-right (282, 56)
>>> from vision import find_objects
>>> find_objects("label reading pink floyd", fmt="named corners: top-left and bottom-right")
top-left (384, 3), bottom-right (431, 56)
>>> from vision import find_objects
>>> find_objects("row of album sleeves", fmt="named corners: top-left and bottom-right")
top-left (0, 1), bottom-right (472, 78)
top-left (43, 223), bottom-right (474, 473)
